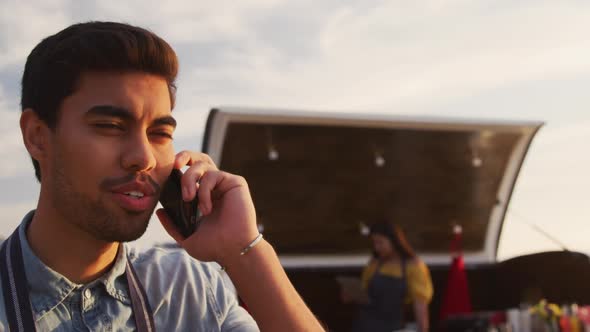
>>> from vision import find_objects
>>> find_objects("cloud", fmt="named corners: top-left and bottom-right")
top-left (0, 201), bottom-right (36, 238)
top-left (309, 1), bottom-right (590, 109)
top-left (0, 85), bottom-right (29, 178)
top-left (158, 0), bottom-right (590, 120)
top-left (502, 118), bottom-right (590, 259)
top-left (514, 119), bottom-right (590, 201)
top-left (6, 1), bottom-right (590, 115)
top-left (1, 1), bottom-right (589, 250)
top-left (68, 0), bottom-right (287, 43)
top-left (0, 0), bottom-right (69, 70)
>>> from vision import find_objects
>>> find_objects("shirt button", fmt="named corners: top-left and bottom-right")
top-left (84, 288), bottom-right (91, 299)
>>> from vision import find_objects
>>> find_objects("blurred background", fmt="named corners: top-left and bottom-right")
top-left (0, 0), bottom-right (589, 260)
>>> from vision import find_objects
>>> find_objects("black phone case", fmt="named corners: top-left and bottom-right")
top-left (159, 169), bottom-right (201, 238)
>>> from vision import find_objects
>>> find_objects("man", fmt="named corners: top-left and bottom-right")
top-left (0, 21), bottom-right (324, 331)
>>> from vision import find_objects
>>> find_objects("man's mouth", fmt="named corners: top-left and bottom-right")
top-left (111, 191), bottom-right (155, 212)
top-left (124, 191), bottom-right (145, 199)
top-left (102, 175), bottom-right (161, 212)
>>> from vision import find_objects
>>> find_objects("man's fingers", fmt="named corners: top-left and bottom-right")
top-left (156, 208), bottom-right (186, 243)
top-left (170, 150), bottom-right (248, 219)
top-left (173, 151), bottom-right (219, 204)
top-left (196, 171), bottom-right (219, 215)
top-left (197, 171), bottom-right (249, 216)
top-left (173, 151), bottom-right (192, 169)
top-left (174, 150), bottom-right (216, 169)
top-left (181, 163), bottom-right (207, 201)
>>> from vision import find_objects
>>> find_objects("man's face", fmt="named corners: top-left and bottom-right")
top-left (43, 71), bottom-right (176, 242)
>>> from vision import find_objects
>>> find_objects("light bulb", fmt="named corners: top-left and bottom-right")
top-left (268, 148), bottom-right (279, 161)
top-left (472, 156), bottom-right (482, 167)
top-left (375, 155), bottom-right (385, 167)
top-left (359, 222), bottom-right (370, 236)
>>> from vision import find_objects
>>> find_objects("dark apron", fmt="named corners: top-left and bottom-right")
top-left (353, 259), bottom-right (407, 332)
top-left (0, 228), bottom-right (156, 332)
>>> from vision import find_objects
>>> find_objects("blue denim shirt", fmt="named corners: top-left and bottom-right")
top-left (0, 212), bottom-right (259, 331)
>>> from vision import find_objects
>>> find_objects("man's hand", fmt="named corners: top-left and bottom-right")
top-left (156, 151), bottom-right (259, 266)
top-left (156, 151), bottom-right (326, 331)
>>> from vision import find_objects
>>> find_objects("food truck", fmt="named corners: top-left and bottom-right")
top-left (201, 107), bottom-right (590, 331)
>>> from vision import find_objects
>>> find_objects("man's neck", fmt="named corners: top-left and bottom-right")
top-left (26, 205), bottom-right (119, 284)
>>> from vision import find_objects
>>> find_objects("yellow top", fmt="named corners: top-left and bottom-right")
top-left (360, 258), bottom-right (434, 303)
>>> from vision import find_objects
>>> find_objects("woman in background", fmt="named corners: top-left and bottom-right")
top-left (352, 221), bottom-right (433, 332)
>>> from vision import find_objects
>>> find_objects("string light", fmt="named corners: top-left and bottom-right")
top-left (359, 222), bottom-right (370, 236)
top-left (470, 132), bottom-right (486, 168)
top-left (268, 147), bottom-right (279, 161)
top-left (373, 144), bottom-right (385, 167)
top-left (472, 155), bottom-right (482, 168)
top-left (375, 154), bottom-right (385, 167)
top-left (266, 127), bottom-right (279, 161)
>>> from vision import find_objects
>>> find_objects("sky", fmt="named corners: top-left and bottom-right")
top-left (0, 0), bottom-right (588, 261)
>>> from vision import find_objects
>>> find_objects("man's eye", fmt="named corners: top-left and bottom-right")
top-left (93, 123), bottom-right (124, 130)
top-left (151, 132), bottom-right (174, 139)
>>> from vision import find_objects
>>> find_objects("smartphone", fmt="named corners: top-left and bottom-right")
top-left (159, 169), bottom-right (202, 238)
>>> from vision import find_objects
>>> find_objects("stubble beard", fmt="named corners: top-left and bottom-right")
top-left (49, 157), bottom-right (155, 243)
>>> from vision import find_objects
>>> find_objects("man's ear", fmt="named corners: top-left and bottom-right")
top-left (20, 109), bottom-right (51, 161)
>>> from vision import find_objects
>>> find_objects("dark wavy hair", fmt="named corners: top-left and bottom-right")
top-left (21, 21), bottom-right (178, 181)
top-left (369, 221), bottom-right (416, 260)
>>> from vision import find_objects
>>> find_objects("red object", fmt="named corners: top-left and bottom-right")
top-left (439, 226), bottom-right (473, 321)
top-left (560, 315), bottom-right (572, 332)
top-left (490, 311), bottom-right (507, 326)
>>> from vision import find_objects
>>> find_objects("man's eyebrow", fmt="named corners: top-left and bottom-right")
top-left (85, 105), bottom-right (134, 121)
top-left (85, 105), bottom-right (177, 128)
top-left (153, 116), bottom-right (177, 129)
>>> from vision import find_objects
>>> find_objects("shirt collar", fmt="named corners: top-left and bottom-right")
top-left (18, 210), bottom-right (131, 317)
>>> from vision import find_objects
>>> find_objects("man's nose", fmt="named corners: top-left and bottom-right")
top-left (121, 134), bottom-right (157, 172)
